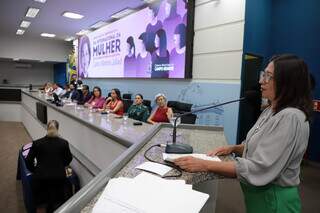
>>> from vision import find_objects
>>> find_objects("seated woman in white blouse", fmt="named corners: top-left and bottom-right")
top-left (174, 54), bottom-right (313, 213)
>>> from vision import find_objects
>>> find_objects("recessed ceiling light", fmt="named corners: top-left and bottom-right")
top-left (73, 39), bottom-right (78, 46)
top-left (90, 21), bottom-right (109, 29)
top-left (20, 21), bottom-right (31, 28)
top-left (62, 11), bottom-right (84, 19)
top-left (16, 29), bottom-right (25, 35)
top-left (65, 37), bottom-right (75, 42)
top-left (76, 29), bottom-right (91, 36)
top-left (26, 7), bottom-right (40, 18)
top-left (110, 8), bottom-right (135, 19)
top-left (142, 0), bottom-right (157, 3)
top-left (34, 0), bottom-right (46, 3)
top-left (40, 33), bottom-right (56, 38)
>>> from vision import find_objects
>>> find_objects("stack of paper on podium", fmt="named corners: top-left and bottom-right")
top-left (92, 172), bottom-right (209, 213)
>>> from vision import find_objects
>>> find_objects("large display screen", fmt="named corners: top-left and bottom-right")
top-left (78, 0), bottom-right (194, 79)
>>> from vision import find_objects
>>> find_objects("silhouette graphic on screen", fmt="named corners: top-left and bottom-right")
top-left (146, 3), bottom-right (163, 52)
top-left (182, 0), bottom-right (188, 24)
top-left (123, 36), bottom-right (137, 77)
top-left (170, 23), bottom-right (186, 78)
top-left (163, 0), bottom-right (182, 51)
top-left (78, 36), bottom-right (91, 78)
top-left (137, 32), bottom-right (152, 77)
top-left (151, 29), bottom-right (170, 78)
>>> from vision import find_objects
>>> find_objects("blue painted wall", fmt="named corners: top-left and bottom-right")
top-left (243, 0), bottom-right (272, 65)
top-left (244, 0), bottom-right (320, 162)
top-left (54, 63), bottom-right (67, 86)
top-left (271, 0), bottom-right (320, 99)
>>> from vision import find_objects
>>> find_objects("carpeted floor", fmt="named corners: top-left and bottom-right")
top-left (0, 121), bottom-right (319, 213)
top-left (0, 122), bottom-right (29, 213)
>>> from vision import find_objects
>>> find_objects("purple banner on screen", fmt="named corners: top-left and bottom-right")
top-left (78, 0), bottom-right (189, 79)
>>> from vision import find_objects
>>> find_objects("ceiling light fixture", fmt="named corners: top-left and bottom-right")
top-left (34, 0), bottom-right (47, 3)
top-left (142, 0), bottom-right (157, 3)
top-left (76, 29), bottom-right (91, 36)
top-left (20, 20), bottom-right (31, 28)
top-left (62, 11), bottom-right (84, 19)
top-left (65, 37), bottom-right (75, 42)
top-left (16, 29), bottom-right (25, 35)
top-left (110, 8), bottom-right (135, 19)
top-left (26, 7), bottom-right (40, 18)
top-left (40, 33), bottom-right (56, 38)
top-left (90, 21), bottom-right (109, 29)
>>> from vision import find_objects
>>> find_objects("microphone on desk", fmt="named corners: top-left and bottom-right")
top-left (165, 90), bottom-right (260, 154)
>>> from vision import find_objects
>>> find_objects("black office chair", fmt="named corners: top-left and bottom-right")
top-left (122, 93), bottom-right (132, 100)
top-left (181, 113), bottom-right (197, 124)
top-left (123, 99), bottom-right (133, 113)
top-left (143, 100), bottom-right (152, 113)
top-left (167, 101), bottom-right (178, 113)
top-left (168, 101), bottom-right (193, 114)
top-left (176, 102), bottom-right (192, 113)
top-left (108, 92), bottom-right (111, 97)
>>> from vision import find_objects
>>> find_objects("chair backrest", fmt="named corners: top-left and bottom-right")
top-left (122, 93), bottom-right (132, 100)
top-left (143, 100), bottom-right (152, 113)
top-left (176, 101), bottom-right (192, 112)
top-left (123, 99), bottom-right (133, 113)
top-left (168, 101), bottom-right (193, 114)
top-left (181, 113), bottom-right (197, 124)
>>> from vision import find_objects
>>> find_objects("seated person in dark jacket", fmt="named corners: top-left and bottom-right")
top-left (127, 94), bottom-right (150, 122)
top-left (78, 85), bottom-right (92, 105)
top-left (26, 120), bottom-right (73, 213)
top-left (62, 83), bottom-right (81, 102)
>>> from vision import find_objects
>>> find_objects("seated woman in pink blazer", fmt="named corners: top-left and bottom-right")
top-left (84, 86), bottom-right (105, 109)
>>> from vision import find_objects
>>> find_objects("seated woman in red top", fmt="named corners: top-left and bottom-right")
top-left (102, 88), bottom-right (124, 116)
top-left (147, 93), bottom-right (173, 124)
top-left (84, 86), bottom-right (105, 109)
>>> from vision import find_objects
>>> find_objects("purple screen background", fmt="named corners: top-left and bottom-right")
top-left (78, 0), bottom-right (189, 79)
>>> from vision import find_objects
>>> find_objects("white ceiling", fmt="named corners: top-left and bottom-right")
top-left (0, 0), bottom-right (146, 41)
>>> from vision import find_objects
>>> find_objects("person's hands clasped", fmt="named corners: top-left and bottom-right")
top-left (174, 157), bottom-right (209, 173)
top-left (207, 146), bottom-right (234, 156)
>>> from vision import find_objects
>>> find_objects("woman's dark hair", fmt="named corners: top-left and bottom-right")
top-left (135, 93), bottom-right (144, 99)
top-left (270, 54), bottom-right (313, 121)
top-left (167, 0), bottom-right (178, 18)
top-left (82, 85), bottom-right (89, 91)
top-left (174, 23), bottom-right (186, 48)
top-left (155, 29), bottom-right (168, 56)
top-left (309, 73), bottom-right (316, 91)
top-left (112, 88), bottom-right (122, 100)
top-left (126, 36), bottom-right (135, 56)
top-left (148, 3), bottom-right (160, 17)
top-left (93, 86), bottom-right (102, 98)
top-left (80, 36), bottom-right (91, 65)
top-left (138, 32), bottom-right (148, 48)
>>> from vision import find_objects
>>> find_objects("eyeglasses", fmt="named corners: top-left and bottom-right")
top-left (260, 71), bottom-right (273, 83)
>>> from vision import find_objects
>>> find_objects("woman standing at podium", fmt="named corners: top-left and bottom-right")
top-left (174, 55), bottom-right (313, 213)
top-left (26, 120), bottom-right (73, 213)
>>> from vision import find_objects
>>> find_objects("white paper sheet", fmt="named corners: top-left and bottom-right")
top-left (163, 153), bottom-right (221, 163)
top-left (135, 162), bottom-right (172, 176)
top-left (92, 172), bottom-right (209, 213)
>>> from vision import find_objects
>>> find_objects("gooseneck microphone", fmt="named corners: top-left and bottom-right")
top-left (165, 90), bottom-right (260, 154)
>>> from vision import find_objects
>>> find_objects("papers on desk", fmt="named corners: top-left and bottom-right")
top-left (135, 162), bottom-right (172, 177)
top-left (92, 172), bottom-right (209, 213)
top-left (163, 153), bottom-right (221, 163)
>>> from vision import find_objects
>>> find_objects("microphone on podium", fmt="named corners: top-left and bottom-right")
top-left (165, 90), bottom-right (260, 154)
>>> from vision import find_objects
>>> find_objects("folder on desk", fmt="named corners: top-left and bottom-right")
top-left (93, 172), bottom-right (209, 213)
